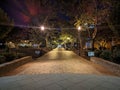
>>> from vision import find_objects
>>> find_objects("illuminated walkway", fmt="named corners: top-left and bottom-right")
top-left (0, 48), bottom-right (120, 90)
top-left (3, 48), bottom-right (116, 76)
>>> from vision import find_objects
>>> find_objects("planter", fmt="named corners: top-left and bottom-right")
top-left (0, 56), bottom-right (33, 76)
top-left (90, 57), bottom-right (120, 76)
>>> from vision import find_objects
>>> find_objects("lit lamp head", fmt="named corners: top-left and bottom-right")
top-left (40, 26), bottom-right (45, 31)
top-left (78, 26), bottom-right (82, 31)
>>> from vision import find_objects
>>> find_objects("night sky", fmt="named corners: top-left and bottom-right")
top-left (0, 0), bottom-right (72, 26)
top-left (0, 0), bottom-right (31, 25)
top-left (0, 0), bottom-right (119, 27)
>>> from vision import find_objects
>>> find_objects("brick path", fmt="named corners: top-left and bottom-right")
top-left (0, 48), bottom-right (120, 90)
top-left (3, 48), bottom-right (116, 76)
top-left (0, 74), bottom-right (120, 90)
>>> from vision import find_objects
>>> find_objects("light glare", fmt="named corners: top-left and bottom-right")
top-left (41, 26), bottom-right (45, 31)
top-left (78, 26), bottom-right (82, 31)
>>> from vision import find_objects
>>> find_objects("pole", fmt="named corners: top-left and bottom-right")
top-left (78, 31), bottom-right (80, 56)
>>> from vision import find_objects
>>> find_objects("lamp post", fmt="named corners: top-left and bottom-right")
top-left (40, 25), bottom-right (45, 31)
top-left (78, 26), bottom-right (82, 56)
top-left (40, 25), bottom-right (49, 48)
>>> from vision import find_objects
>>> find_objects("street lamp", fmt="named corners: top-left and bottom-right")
top-left (40, 25), bottom-right (45, 31)
top-left (78, 26), bottom-right (82, 31)
top-left (40, 25), bottom-right (49, 48)
top-left (77, 26), bottom-right (82, 56)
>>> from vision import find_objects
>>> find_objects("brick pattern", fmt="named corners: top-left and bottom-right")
top-left (0, 74), bottom-right (120, 90)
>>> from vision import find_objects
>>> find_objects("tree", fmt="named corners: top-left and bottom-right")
top-left (0, 8), bottom-right (14, 40)
top-left (74, 0), bottom-right (115, 50)
top-left (60, 33), bottom-right (76, 44)
top-left (107, 0), bottom-right (120, 37)
top-left (6, 27), bottom-right (30, 42)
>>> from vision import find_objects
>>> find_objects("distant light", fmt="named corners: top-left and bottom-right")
top-left (40, 26), bottom-right (45, 31)
top-left (0, 43), bottom-right (3, 45)
top-left (78, 26), bottom-right (82, 31)
top-left (67, 37), bottom-right (70, 40)
top-left (89, 25), bottom-right (95, 29)
top-left (9, 41), bottom-right (12, 44)
top-left (84, 23), bottom-right (88, 26)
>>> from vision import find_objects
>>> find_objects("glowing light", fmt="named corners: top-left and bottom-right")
top-left (9, 41), bottom-right (12, 44)
top-left (40, 26), bottom-right (45, 31)
top-left (67, 37), bottom-right (70, 40)
top-left (78, 26), bottom-right (82, 31)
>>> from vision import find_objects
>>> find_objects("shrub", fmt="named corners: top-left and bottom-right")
top-left (116, 44), bottom-right (120, 49)
top-left (0, 55), bottom-right (6, 64)
top-left (0, 52), bottom-right (26, 64)
top-left (111, 44), bottom-right (120, 52)
top-left (17, 53), bottom-right (26, 58)
top-left (99, 50), bottom-right (112, 61)
top-left (3, 53), bottom-right (16, 62)
top-left (112, 48), bottom-right (120, 64)
top-left (94, 50), bottom-right (102, 57)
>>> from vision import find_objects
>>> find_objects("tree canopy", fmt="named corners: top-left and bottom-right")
top-left (0, 8), bottom-right (14, 40)
top-left (0, 0), bottom-right (119, 46)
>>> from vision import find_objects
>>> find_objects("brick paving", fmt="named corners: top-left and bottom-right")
top-left (0, 74), bottom-right (120, 90)
top-left (0, 48), bottom-right (120, 90)
top-left (2, 48), bottom-right (116, 76)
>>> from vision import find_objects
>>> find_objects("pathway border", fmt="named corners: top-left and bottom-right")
top-left (0, 56), bottom-right (32, 76)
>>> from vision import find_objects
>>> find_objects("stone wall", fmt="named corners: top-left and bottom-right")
top-left (90, 57), bottom-right (120, 76)
top-left (0, 56), bottom-right (32, 76)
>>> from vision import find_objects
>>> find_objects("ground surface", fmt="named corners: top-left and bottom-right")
top-left (3, 48), bottom-right (116, 76)
top-left (1, 74), bottom-right (120, 90)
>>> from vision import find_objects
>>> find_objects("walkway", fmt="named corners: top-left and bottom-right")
top-left (3, 48), bottom-right (116, 76)
top-left (0, 48), bottom-right (120, 90)
top-left (0, 74), bottom-right (120, 90)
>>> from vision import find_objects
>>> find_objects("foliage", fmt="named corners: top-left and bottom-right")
top-left (94, 44), bottom-right (120, 64)
top-left (74, 13), bottom-right (95, 29)
top-left (74, 0), bottom-right (111, 30)
top-left (59, 33), bottom-right (76, 44)
top-left (0, 55), bottom-right (6, 64)
top-left (0, 52), bottom-right (26, 63)
top-left (112, 44), bottom-right (120, 64)
top-left (113, 50), bottom-right (120, 64)
top-left (95, 39), bottom-right (109, 50)
top-left (108, 0), bottom-right (120, 37)
top-left (0, 8), bottom-right (14, 40)
top-left (6, 27), bottom-right (27, 42)
top-left (3, 52), bottom-right (16, 61)
top-left (99, 50), bottom-right (112, 61)
top-left (94, 49), bottom-right (102, 57)
top-left (109, 0), bottom-right (120, 24)
top-left (16, 53), bottom-right (26, 58)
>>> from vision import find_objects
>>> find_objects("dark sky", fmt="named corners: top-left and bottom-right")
top-left (0, 0), bottom-right (72, 26)
top-left (0, 0), bottom-right (29, 24)
top-left (1, 0), bottom-right (119, 26)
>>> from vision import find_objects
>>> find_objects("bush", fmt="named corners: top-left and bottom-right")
top-left (94, 50), bottom-right (102, 57)
top-left (0, 55), bottom-right (6, 64)
top-left (99, 50), bottom-right (112, 61)
top-left (16, 53), bottom-right (26, 58)
top-left (0, 52), bottom-right (26, 64)
top-left (3, 53), bottom-right (16, 62)
top-left (115, 44), bottom-right (120, 49)
top-left (112, 48), bottom-right (120, 64)
top-left (111, 44), bottom-right (120, 52)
